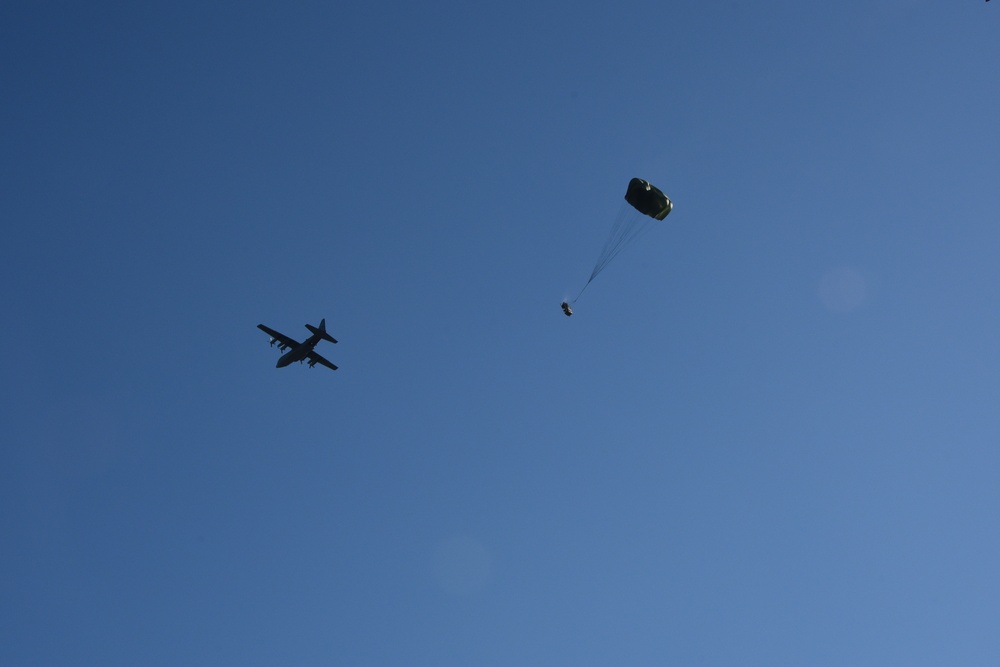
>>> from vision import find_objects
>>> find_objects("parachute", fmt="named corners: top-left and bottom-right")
top-left (569, 178), bottom-right (673, 306)
top-left (624, 177), bottom-right (673, 221)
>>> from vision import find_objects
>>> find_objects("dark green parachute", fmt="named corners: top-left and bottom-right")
top-left (572, 178), bottom-right (673, 304)
top-left (624, 178), bottom-right (673, 221)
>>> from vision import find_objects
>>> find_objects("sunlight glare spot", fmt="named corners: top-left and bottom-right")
top-left (818, 267), bottom-right (867, 313)
top-left (431, 536), bottom-right (493, 596)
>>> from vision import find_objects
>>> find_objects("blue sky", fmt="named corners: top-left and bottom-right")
top-left (2, 1), bottom-right (999, 664)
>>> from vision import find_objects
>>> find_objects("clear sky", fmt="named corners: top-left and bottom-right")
top-left (2, 2), bottom-right (999, 665)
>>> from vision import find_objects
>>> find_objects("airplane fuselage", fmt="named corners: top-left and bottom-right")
top-left (276, 333), bottom-right (321, 367)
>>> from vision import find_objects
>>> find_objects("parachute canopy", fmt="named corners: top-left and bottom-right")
top-left (625, 178), bottom-right (673, 220)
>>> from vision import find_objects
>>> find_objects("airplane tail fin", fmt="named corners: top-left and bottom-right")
top-left (306, 318), bottom-right (338, 344)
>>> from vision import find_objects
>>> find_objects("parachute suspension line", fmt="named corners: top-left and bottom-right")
top-left (572, 202), bottom-right (654, 302)
top-left (591, 212), bottom-right (653, 281)
top-left (588, 202), bottom-right (631, 282)
top-left (572, 203), bottom-right (627, 301)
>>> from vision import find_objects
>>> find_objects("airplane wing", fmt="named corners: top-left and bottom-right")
top-left (307, 351), bottom-right (338, 371)
top-left (257, 324), bottom-right (299, 348)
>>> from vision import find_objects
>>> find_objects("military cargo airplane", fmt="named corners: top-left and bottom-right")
top-left (257, 319), bottom-right (338, 370)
